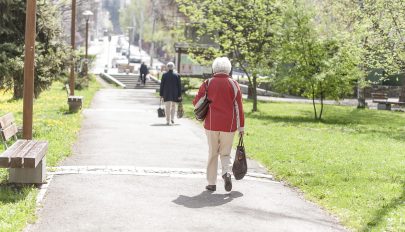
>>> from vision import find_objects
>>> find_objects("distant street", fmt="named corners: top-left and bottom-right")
top-left (90, 35), bottom-right (164, 75)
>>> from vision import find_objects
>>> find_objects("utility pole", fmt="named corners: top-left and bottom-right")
top-left (150, 0), bottom-right (156, 68)
top-left (139, 5), bottom-right (143, 57)
top-left (22, 0), bottom-right (37, 140)
top-left (70, 0), bottom-right (77, 96)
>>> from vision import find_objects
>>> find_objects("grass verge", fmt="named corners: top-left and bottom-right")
top-left (182, 94), bottom-right (405, 231)
top-left (0, 78), bottom-right (101, 231)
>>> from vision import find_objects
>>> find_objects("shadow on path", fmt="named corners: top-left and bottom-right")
top-left (172, 191), bottom-right (243, 208)
top-left (150, 123), bottom-right (180, 127)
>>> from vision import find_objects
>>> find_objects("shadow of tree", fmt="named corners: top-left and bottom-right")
top-left (172, 191), bottom-right (244, 208)
top-left (362, 181), bottom-right (405, 231)
top-left (245, 108), bottom-right (405, 142)
top-left (246, 108), bottom-right (404, 126)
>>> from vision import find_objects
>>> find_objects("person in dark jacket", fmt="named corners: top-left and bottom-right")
top-left (140, 62), bottom-right (148, 85)
top-left (160, 62), bottom-right (182, 125)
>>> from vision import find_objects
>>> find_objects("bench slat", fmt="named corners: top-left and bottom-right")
top-left (0, 140), bottom-right (28, 168)
top-left (0, 113), bottom-right (15, 129)
top-left (10, 140), bottom-right (37, 168)
top-left (1, 124), bottom-right (18, 141)
top-left (23, 141), bottom-right (48, 168)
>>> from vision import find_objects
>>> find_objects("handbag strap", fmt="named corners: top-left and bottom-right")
top-left (238, 134), bottom-right (244, 147)
top-left (204, 79), bottom-right (209, 97)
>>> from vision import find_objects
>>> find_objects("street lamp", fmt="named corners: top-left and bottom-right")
top-left (83, 10), bottom-right (93, 77)
top-left (127, 26), bottom-right (134, 64)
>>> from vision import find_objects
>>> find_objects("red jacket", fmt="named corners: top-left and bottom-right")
top-left (193, 73), bottom-right (245, 132)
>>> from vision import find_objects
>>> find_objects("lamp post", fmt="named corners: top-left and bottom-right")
top-left (69, 0), bottom-right (77, 96)
top-left (83, 10), bottom-right (93, 77)
top-left (127, 26), bottom-right (134, 65)
top-left (22, 0), bottom-right (37, 139)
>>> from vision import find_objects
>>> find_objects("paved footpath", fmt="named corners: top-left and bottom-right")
top-left (27, 84), bottom-right (347, 232)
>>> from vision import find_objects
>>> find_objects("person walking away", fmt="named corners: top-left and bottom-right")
top-left (160, 62), bottom-right (182, 125)
top-left (193, 57), bottom-right (244, 192)
top-left (140, 62), bottom-right (148, 85)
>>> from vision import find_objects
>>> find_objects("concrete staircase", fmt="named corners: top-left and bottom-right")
top-left (111, 74), bottom-right (160, 90)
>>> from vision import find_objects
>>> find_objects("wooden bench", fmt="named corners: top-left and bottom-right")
top-left (372, 92), bottom-right (405, 110)
top-left (0, 113), bottom-right (48, 184)
top-left (66, 84), bottom-right (83, 113)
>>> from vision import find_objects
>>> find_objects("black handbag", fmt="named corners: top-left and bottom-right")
top-left (194, 80), bottom-right (211, 121)
top-left (232, 135), bottom-right (247, 180)
top-left (158, 99), bottom-right (165, 118)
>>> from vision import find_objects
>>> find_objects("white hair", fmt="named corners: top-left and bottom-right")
top-left (167, 62), bottom-right (175, 70)
top-left (212, 57), bottom-right (232, 74)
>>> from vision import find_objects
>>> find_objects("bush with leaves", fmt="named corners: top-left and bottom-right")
top-left (274, 1), bottom-right (362, 120)
top-left (177, 0), bottom-right (281, 112)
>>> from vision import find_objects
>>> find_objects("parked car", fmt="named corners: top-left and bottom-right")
top-left (121, 48), bottom-right (128, 57)
top-left (111, 56), bottom-right (128, 68)
top-left (129, 55), bottom-right (142, 63)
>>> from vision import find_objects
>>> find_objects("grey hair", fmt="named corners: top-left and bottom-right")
top-left (167, 62), bottom-right (175, 70)
top-left (212, 57), bottom-right (232, 74)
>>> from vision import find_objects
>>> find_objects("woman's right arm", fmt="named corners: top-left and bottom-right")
top-left (192, 81), bottom-right (207, 106)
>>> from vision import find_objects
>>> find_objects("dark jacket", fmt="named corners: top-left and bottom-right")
top-left (160, 70), bottom-right (181, 102)
top-left (140, 64), bottom-right (148, 74)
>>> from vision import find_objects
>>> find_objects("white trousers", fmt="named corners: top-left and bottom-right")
top-left (205, 130), bottom-right (235, 185)
top-left (165, 101), bottom-right (176, 123)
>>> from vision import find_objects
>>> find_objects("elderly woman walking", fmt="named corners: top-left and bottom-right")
top-left (193, 57), bottom-right (245, 192)
top-left (160, 62), bottom-right (182, 125)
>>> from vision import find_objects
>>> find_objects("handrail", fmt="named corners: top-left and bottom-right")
top-left (100, 73), bottom-right (126, 88)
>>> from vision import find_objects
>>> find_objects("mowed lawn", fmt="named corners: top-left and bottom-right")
top-left (182, 95), bottom-right (405, 231)
top-left (0, 79), bottom-right (100, 231)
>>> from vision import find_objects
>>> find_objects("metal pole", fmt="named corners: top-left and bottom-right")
top-left (150, 0), bottom-right (156, 68)
top-left (22, 0), bottom-right (37, 140)
top-left (177, 51), bottom-right (181, 74)
top-left (70, 0), bottom-right (76, 96)
top-left (85, 18), bottom-right (89, 76)
top-left (128, 28), bottom-right (131, 64)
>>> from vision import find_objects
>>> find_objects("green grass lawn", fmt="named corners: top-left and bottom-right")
top-left (182, 95), bottom-right (405, 231)
top-left (0, 79), bottom-right (100, 231)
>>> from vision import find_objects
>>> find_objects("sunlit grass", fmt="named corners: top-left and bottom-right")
top-left (182, 94), bottom-right (405, 231)
top-left (0, 78), bottom-right (100, 231)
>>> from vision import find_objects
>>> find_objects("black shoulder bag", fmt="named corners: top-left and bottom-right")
top-left (232, 135), bottom-right (247, 180)
top-left (194, 80), bottom-right (211, 121)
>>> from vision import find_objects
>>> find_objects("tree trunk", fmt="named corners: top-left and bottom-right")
top-left (357, 83), bottom-right (367, 109)
top-left (252, 74), bottom-right (258, 112)
top-left (319, 94), bottom-right (324, 120)
top-left (13, 75), bottom-right (24, 99)
top-left (311, 84), bottom-right (318, 120)
top-left (399, 84), bottom-right (405, 102)
top-left (13, 82), bottom-right (24, 99)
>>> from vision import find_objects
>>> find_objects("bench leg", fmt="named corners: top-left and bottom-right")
top-left (8, 157), bottom-right (46, 184)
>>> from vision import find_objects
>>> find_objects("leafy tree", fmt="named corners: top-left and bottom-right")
top-left (177, 0), bottom-right (281, 112)
top-left (274, 1), bottom-right (362, 120)
top-left (0, 0), bottom-right (70, 99)
top-left (319, 0), bottom-right (405, 107)
top-left (119, 0), bottom-right (181, 62)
